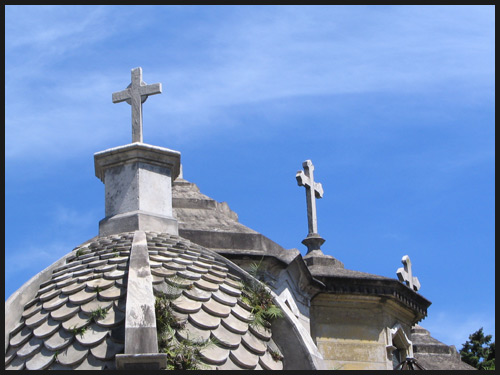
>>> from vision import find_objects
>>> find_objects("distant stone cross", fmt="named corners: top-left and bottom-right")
top-left (296, 160), bottom-right (324, 235)
top-left (112, 67), bottom-right (162, 143)
top-left (397, 255), bottom-right (421, 292)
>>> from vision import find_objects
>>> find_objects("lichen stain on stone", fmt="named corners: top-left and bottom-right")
top-left (140, 304), bottom-right (155, 325)
top-left (136, 265), bottom-right (150, 278)
top-left (130, 310), bottom-right (138, 320)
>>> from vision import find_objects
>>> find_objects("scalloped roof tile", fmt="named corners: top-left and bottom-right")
top-left (5, 231), bottom-right (284, 371)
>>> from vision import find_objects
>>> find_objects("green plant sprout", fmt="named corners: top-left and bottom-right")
top-left (242, 259), bottom-right (284, 328)
top-left (88, 306), bottom-right (108, 323)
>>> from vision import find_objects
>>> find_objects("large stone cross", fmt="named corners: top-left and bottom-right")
top-left (396, 255), bottom-right (421, 292)
top-left (112, 67), bottom-right (162, 143)
top-left (296, 160), bottom-right (324, 235)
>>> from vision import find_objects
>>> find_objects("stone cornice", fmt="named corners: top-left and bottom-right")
top-left (316, 275), bottom-right (431, 323)
top-left (94, 142), bottom-right (181, 182)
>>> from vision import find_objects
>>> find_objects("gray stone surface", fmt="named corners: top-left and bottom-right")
top-left (123, 230), bottom-right (158, 355)
top-left (95, 142), bottom-right (181, 236)
top-left (24, 346), bottom-right (55, 370)
top-left (172, 294), bottom-right (202, 313)
top-left (91, 337), bottom-right (124, 361)
top-left (43, 295), bottom-right (69, 312)
top-left (57, 341), bottom-right (89, 366)
top-left (211, 324), bottom-right (242, 349)
top-left (411, 325), bottom-right (476, 370)
top-left (296, 160), bottom-right (324, 241)
top-left (112, 67), bottom-right (162, 143)
top-left (199, 343), bottom-right (230, 365)
top-left (25, 309), bottom-right (49, 328)
top-left (75, 324), bottom-right (108, 347)
top-left (43, 328), bottom-right (74, 351)
top-left (50, 302), bottom-right (80, 321)
top-left (172, 178), bottom-right (300, 265)
top-left (231, 303), bottom-right (252, 323)
top-left (202, 298), bottom-right (232, 317)
top-left (73, 353), bottom-right (115, 370)
top-left (241, 331), bottom-right (267, 355)
top-left (69, 289), bottom-right (96, 305)
top-left (95, 305), bottom-right (125, 328)
top-left (115, 353), bottom-right (168, 370)
top-left (21, 302), bottom-right (42, 319)
top-left (221, 313), bottom-right (248, 335)
top-left (229, 343), bottom-right (260, 369)
top-left (189, 309), bottom-right (220, 330)
top-left (62, 310), bottom-right (91, 331)
top-left (212, 289), bottom-right (238, 306)
top-left (259, 349), bottom-right (284, 370)
top-left (32, 317), bottom-right (60, 339)
top-left (16, 336), bottom-right (43, 358)
top-left (397, 255), bottom-right (421, 292)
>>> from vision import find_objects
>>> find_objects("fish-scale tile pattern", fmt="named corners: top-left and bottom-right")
top-left (6, 231), bottom-right (284, 370)
top-left (5, 233), bottom-right (132, 370)
top-left (146, 231), bottom-right (284, 370)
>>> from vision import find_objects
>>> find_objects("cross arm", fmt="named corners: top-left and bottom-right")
top-left (296, 170), bottom-right (309, 187)
top-left (396, 267), bottom-right (407, 283)
top-left (112, 89), bottom-right (131, 103)
top-left (314, 182), bottom-right (324, 198)
top-left (139, 83), bottom-right (162, 96)
top-left (412, 277), bottom-right (421, 291)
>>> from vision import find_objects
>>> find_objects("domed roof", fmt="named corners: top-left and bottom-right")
top-left (5, 231), bottom-right (285, 370)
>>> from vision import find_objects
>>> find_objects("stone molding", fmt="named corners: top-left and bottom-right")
top-left (178, 229), bottom-right (300, 265)
top-left (317, 276), bottom-right (431, 323)
top-left (99, 211), bottom-right (179, 237)
top-left (94, 142), bottom-right (181, 182)
top-left (385, 323), bottom-right (414, 362)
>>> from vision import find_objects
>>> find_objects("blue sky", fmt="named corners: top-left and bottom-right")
top-left (5, 5), bottom-right (494, 351)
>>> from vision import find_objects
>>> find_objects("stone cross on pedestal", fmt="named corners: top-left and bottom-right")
top-left (296, 160), bottom-right (324, 235)
top-left (296, 160), bottom-right (325, 254)
top-left (112, 67), bottom-right (162, 143)
top-left (396, 255), bottom-right (421, 292)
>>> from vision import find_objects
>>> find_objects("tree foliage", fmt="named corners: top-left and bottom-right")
top-left (460, 327), bottom-right (495, 370)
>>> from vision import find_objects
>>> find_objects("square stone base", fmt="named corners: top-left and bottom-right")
top-left (115, 353), bottom-right (168, 369)
top-left (99, 210), bottom-right (178, 236)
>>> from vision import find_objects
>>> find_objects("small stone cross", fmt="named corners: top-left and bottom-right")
top-left (396, 255), bottom-right (421, 291)
top-left (296, 160), bottom-right (324, 235)
top-left (112, 67), bottom-right (162, 143)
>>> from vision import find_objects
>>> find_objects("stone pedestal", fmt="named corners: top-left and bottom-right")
top-left (302, 233), bottom-right (345, 273)
top-left (302, 233), bottom-right (326, 254)
top-left (94, 142), bottom-right (181, 236)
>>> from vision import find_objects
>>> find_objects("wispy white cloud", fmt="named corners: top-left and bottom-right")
top-left (5, 6), bottom-right (118, 80)
top-left (422, 310), bottom-right (495, 350)
top-left (5, 241), bottom-right (71, 300)
top-left (5, 204), bottom-right (99, 298)
top-left (157, 5), bottom-right (494, 109)
top-left (5, 5), bottom-right (494, 165)
top-left (53, 205), bottom-right (99, 231)
top-left (5, 242), bottom-right (67, 278)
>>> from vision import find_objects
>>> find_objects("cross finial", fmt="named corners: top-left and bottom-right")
top-left (296, 160), bottom-right (324, 235)
top-left (396, 255), bottom-right (421, 291)
top-left (112, 67), bottom-right (162, 143)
